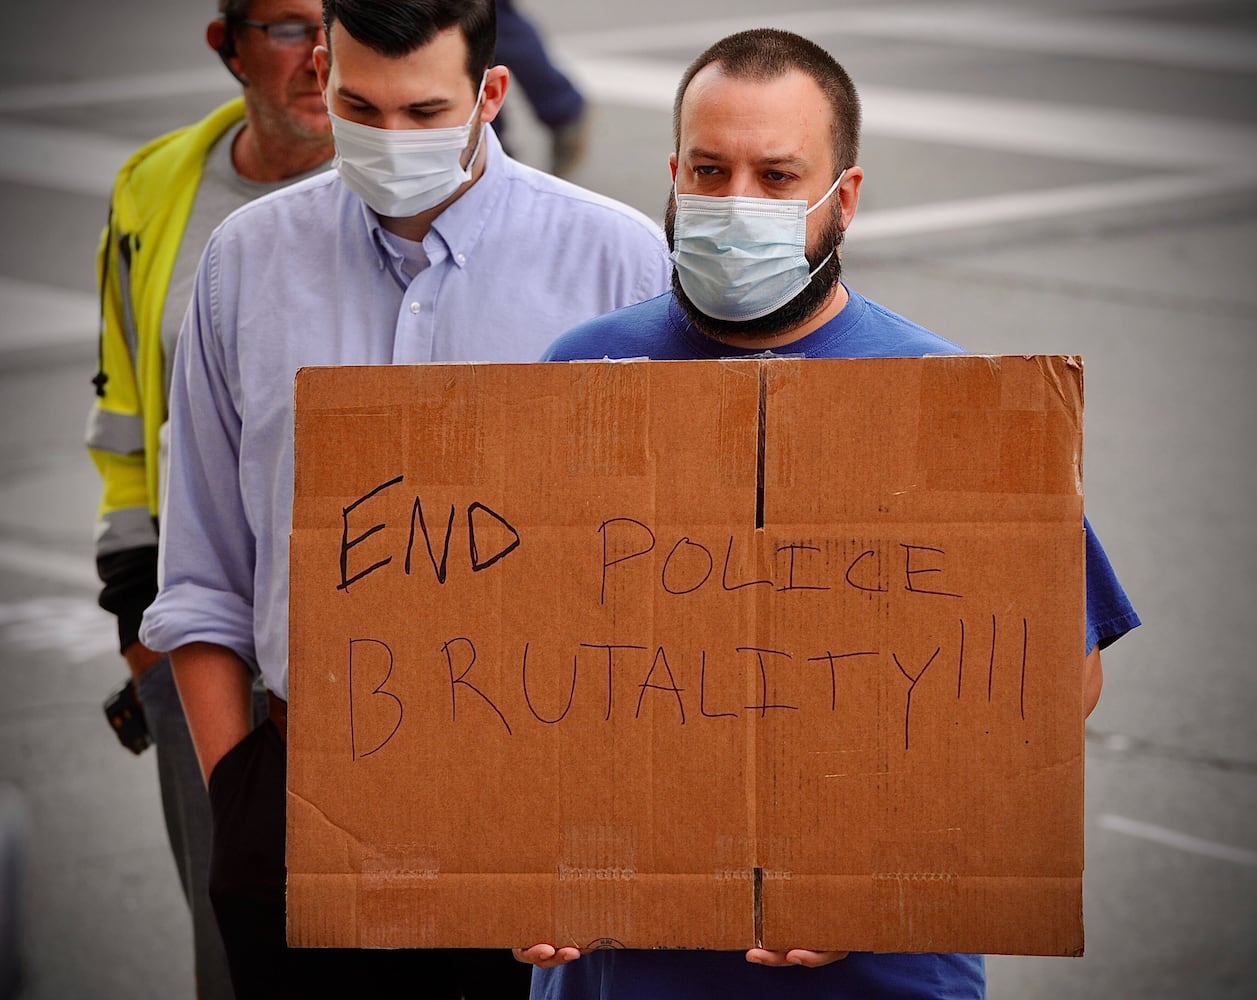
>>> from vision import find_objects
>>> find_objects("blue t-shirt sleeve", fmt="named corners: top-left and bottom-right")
top-left (1084, 516), bottom-right (1141, 653)
top-left (543, 293), bottom-right (679, 362)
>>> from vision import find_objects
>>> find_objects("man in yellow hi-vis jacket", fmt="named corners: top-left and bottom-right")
top-left (85, 2), bottom-right (332, 996)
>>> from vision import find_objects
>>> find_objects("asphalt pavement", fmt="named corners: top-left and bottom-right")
top-left (1, 1), bottom-right (1255, 998)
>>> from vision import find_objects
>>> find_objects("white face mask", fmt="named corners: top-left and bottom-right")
top-left (670, 170), bottom-right (845, 322)
top-left (330, 74), bottom-right (488, 218)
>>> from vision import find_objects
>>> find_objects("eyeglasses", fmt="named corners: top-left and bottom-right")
top-left (239, 19), bottom-right (323, 47)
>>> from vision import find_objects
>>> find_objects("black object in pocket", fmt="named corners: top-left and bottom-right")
top-left (103, 678), bottom-right (150, 755)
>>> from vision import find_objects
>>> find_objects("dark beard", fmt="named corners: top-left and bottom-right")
top-left (664, 190), bottom-right (845, 343)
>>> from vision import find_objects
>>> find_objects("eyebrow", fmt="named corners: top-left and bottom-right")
top-left (335, 85), bottom-right (452, 114)
top-left (757, 155), bottom-right (809, 172)
top-left (684, 147), bottom-right (810, 171)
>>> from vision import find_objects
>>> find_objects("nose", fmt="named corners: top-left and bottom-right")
top-left (723, 168), bottom-right (763, 199)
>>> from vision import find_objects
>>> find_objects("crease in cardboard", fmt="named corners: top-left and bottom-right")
top-left (557, 865), bottom-right (637, 881)
top-left (1030, 356), bottom-right (1082, 419)
top-left (289, 789), bottom-right (442, 878)
top-left (287, 789), bottom-right (371, 869)
top-left (753, 867), bottom-right (764, 947)
top-left (749, 360), bottom-right (772, 942)
top-left (755, 364), bottom-right (768, 530)
top-left (1032, 752), bottom-right (1085, 777)
top-left (359, 845), bottom-right (441, 879)
top-left (1032, 356), bottom-right (1084, 496)
top-left (712, 833), bottom-right (751, 880)
top-left (556, 825), bottom-right (638, 948)
top-left (872, 872), bottom-right (960, 882)
top-left (872, 836), bottom-right (960, 882)
top-left (559, 826), bottom-right (637, 881)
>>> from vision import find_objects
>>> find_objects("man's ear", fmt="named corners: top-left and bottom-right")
top-left (207, 18), bottom-right (247, 85)
top-left (313, 44), bottom-right (331, 93)
top-left (669, 152), bottom-right (678, 183)
top-left (480, 65), bottom-right (510, 123)
top-left (836, 165), bottom-right (864, 231)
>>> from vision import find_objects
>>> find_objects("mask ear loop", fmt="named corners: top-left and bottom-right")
top-left (804, 168), bottom-right (848, 276)
top-left (804, 168), bottom-right (846, 216)
top-left (804, 249), bottom-right (836, 281)
top-left (467, 71), bottom-right (489, 126)
top-left (464, 71), bottom-right (491, 170)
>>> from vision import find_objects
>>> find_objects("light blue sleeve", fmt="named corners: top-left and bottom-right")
top-left (139, 233), bottom-right (259, 668)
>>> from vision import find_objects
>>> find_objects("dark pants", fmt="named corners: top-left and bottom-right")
top-left (207, 721), bottom-right (532, 1000)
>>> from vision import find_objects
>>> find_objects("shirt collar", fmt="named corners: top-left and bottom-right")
top-left (428, 125), bottom-right (510, 268)
top-left (359, 125), bottom-right (512, 277)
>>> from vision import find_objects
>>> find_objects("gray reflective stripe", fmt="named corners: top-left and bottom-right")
top-left (94, 505), bottom-right (157, 556)
top-left (118, 233), bottom-right (140, 365)
top-left (85, 405), bottom-right (143, 454)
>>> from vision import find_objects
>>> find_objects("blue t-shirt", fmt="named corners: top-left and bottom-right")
top-left (533, 949), bottom-right (986, 1000)
top-left (537, 289), bottom-right (1141, 1000)
top-left (545, 287), bottom-right (964, 362)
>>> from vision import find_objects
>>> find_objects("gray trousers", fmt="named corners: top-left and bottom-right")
top-left (137, 658), bottom-right (237, 1000)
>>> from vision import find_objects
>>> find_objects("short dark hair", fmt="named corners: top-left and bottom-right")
top-left (218, 0), bottom-right (249, 20)
top-left (673, 28), bottom-right (861, 172)
top-left (216, 0), bottom-right (251, 60)
top-left (322, 0), bottom-right (496, 82)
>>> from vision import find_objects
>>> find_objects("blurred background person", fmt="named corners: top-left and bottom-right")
top-left (0, 785), bottom-right (26, 1000)
top-left (84, 2), bottom-right (334, 996)
top-left (494, 0), bottom-right (589, 176)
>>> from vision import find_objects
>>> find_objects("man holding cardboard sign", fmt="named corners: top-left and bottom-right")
top-left (138, 0), bottom-right (669, 997)
top-left (519, 27), bottom-right (1140, 1000)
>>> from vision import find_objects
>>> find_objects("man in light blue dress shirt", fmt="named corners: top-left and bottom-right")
top-left (138, 1), bottom-right (671, 997)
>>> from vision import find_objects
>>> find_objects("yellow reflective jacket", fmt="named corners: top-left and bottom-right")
top-left (86, 99), bottom-right (244, 650)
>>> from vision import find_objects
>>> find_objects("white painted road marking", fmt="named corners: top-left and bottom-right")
top-left (0, 597), bottom-right (116, 664)
top-left (0, 68), bottom-right (231, 113)
top-left (0, 539), bottom-right (99, 590)
top-left (0, 120), bottom-right (137, 199)
top-left (560, 4), bottom-right (1257, 74)
top-left (562, 54), bottom-right (1257, 171)
top-left (1100, 814), bottom-right (1257, 867)
top-left (849, 170), bottom-right (1257, 242)
top-left (0, 277), bottom-right (98, 353)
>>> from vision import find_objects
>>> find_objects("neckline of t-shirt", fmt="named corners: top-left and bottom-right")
top-left (206, 122), bottom-right (330, 197)
top-left (669, 285), bottom-right (866, 359)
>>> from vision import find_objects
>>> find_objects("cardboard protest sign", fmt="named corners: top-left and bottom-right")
top-left (287, 356), bottom-right (1086, 955)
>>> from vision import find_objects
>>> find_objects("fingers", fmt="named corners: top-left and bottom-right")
top-left (513, 944), bottom-right (583, 969)
top-left (746, 948), bottom-right (850, 968)
top-left (787, 949), bottom-right (850, 967)
top-left (519, 944), bottom-right (849, 970)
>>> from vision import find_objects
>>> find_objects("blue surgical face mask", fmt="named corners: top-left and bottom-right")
top-left (670, 170), bottom-right (845, 322)
top-left (330, 73), bottom-right (488, 218)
